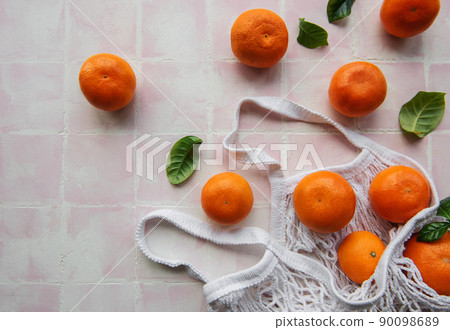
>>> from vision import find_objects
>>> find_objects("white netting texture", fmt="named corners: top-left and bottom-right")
top-left (208, 252), bottom-right (450, 312)
top-left (208, 151), bottom-right (450, 312)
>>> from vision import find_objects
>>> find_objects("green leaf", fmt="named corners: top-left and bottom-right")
top-left (166, 136), bottom-right (203, 185)
top-left (297, 18), bottom-right (329, 49)
top-left (417, 221), bottom-right (450, 242)
top-left (327, 0), bottom-right (356, 23)
top-left (399, 91), bottom-right (446, 138)
top-left (437, 196), bottom-right (450, 220)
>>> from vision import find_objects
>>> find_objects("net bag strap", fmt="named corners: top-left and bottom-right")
top-left (222, 96), bottom-right (388, 168)
top-left (135, 208), bottom-right (272, 283)
top-left (135, 208), bottom-right (391, 308)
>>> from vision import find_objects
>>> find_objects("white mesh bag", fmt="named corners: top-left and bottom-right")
top-left (136, 97), bottom-right (450, 312)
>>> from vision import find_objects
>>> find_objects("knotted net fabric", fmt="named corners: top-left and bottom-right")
top-left (136, 97), bottom-right (450, 312)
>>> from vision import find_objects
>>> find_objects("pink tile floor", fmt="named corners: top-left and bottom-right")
top-left (0, 0), bottom-right (449, 311)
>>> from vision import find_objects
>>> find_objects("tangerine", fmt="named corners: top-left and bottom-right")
top-left (231, 9), bottom-right (289, 68)
top-left (338, 231), bottom-right (386, 284)
top-left (369, 165), bottom-right (431, 224)
top-left (201, 172), bottom-right (254, 225)
top-left (403, 232), bottom-right (450, 296)
top-left (328, 61), bottom-right (387, 117)
top-left (293, 171), bottom-right (356, 233)
top-left (380, 0), bottom-right (441, 38)
top-left (79, 53), bottom-right (136, 111)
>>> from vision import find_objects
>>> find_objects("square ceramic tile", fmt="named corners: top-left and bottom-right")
top-left (363, 133), bottom-right (429, 171)
top-left (135, 133), bottom-right (207, 205)
top-left (0, 206), bottom-right (60, 283)
top-left (0, 63), bottom-right (65, 134)
top-left (284, 0), bottom-right (353, 60)
top-left (0, 134), bottom-right (63, 203)
top-left (284, 60), bottom-right (355, 129)
top-left (197, 133), bottom-right (279, 207)
top-left (135, 203), bottom-right (270, 284)
top-left (211, 61), bottom-right (283, 131)
top-left (209, 0), bottom-right (281, 59)
top-left (357, 62), bottom-right (426, 130)
top-left (424, 3), bottom-right (450, 61)
top-left (135, 243), bottom-right (197, 282)
top-left (135, 204), bottom-right (208, 227)
top-left (138, 62), bottom-right (210, 133)
top-left (136, 209), bottom-right (213, 282)
top-left (135, 205), bottom-right (211, 282)
top-left (0, 0), bottom-right (65, 61)
top-left (428, 63), bottom-right (450, 131)
top-left (141, 0), bottom-right (208, 60)
top-left (224, 132), bottom-right (283, 205)
top-left (353, 0), bottom-right (424, 61)
top-left (136, 282), bottom-right (207, 312)
top-left (234, 132), bottom-right (287, 164)
top-left (431, 134), bottom-right (450, 198)
top-left (66, 61), bottom-right (137, 133)
top-left (204, 234), bottom-right (266, 280)
top-left (287, 133), bottom-right (360, 176)
top-left (64, 134), bottom-right (135, 205)
top-left (0, 284), bottom-right (60, 312)
top-left (67, 0), bottom-right (137, 62)
top-left (62, 283), bottom-right (135, 312)
top-left (62, 206), bottom-right (135, 283)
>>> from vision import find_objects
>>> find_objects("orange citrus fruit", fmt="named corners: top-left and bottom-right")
top-left (328, 61), bottom-right (387, 117)
top-left (369, 165), bottom-right (431, 224)
top-left (403, 232), bottom-right (450, 296)
top-left (380, 0), bottom-right (441, 38)
top-left (230, 9), bottom-right (289, 68)
top-left (201, 172), bottom-right (254, 225)
top-left (293, 171), bottom-right (356, 233)
top-left (338, 231), bottom-right (386, 284)
top-left (79, 53), bottom-right (136, 111)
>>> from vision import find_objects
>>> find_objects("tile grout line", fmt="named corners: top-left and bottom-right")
top-left (133, 0), bottom-right (143, 312)
top-left (428, 135), bottom-right (433, 181)
top-left (0, 277), bottom-right (202, 285)
top-left (351, 4), bottom-right (360, 132)
top-left (204, 0), bottom-right (217, 281)
top-left (0, 279), bottom-right (205, 286)
top-left (205, 0), bottom-right (214, 145)
top-left (4, 57), bottom-right (449, 65)
top-left (13, 127), bottom-right (450, 136)
top-left (0, 202), bottom-right (273, 208)
top-left (422, 34), bottom-right (434, 177)
top-left (58, 0), bottom-right (71, 312)
top-left (350, 1), bottom-right (357, 61)
top-left (279, 0), bottom-right (287, 133)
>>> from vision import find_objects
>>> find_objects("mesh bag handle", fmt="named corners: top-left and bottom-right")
top-left (136, 208), bottom-right (391, 308)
